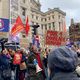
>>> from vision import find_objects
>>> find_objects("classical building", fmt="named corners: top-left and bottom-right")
top-left (0, 0), bottom-right (10, 38)
top-left (0, 0), bottom-right (66, 48)
top-left (0, 0), bottom-right (10, 19)
top-left (69, 19), bottom-right (80, 43)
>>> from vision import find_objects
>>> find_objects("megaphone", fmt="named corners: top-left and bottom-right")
top-left (33, 59), bottom-right (42, 73)
top-left (36, 64), bottom-right (42, 73)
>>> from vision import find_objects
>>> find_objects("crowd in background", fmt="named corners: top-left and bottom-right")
top-left (0, 43), bottom-right (80, 80)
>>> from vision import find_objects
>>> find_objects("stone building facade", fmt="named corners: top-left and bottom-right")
top-left (0, 0), bottom-right (10, 38)
top-left (69, 19), bottom-right (80, 43)
top-left (0, 0), bottom-right (66, 48)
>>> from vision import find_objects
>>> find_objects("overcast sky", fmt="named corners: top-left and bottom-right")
top-left (40, 0), bottom-right (80, 29)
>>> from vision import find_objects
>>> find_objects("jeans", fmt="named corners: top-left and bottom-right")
top-left (45, 68), bottom-right (49, 80)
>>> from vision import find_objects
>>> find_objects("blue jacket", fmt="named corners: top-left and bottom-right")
top-left (52, 72), bottom-right (80, 80)
top-left (0, 54), bottom-right (10, 70)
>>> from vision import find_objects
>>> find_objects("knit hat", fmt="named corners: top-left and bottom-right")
top-left (48, 46), bottom-right (78, 72)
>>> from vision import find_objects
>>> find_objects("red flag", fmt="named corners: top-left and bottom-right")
top-left (25, 16), bottom-right (30, 35)
top-left (11, 16), bottom-right (24, 36)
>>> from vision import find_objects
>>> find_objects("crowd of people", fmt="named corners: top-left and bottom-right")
top-left (0, 44), bottom-right (50, 80)
top-left (0, 43), bottom-right (80, 80)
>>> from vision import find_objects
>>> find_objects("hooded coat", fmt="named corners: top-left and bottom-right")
top-left (48, 46), bottom-right (80, 80)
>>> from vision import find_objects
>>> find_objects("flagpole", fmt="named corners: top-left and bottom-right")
top-left (8, 0), bottom-right (12, 43)
top-left (15, 42), bottom-right (17, 51)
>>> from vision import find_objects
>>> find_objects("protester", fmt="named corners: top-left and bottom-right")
top-left (48, 46), bottom-right (79, 80)
top-left (34, 47), bottom-right (46, 80)
top-left (0, 48), bottom-right (11, 80)
top-left (43, 49), bottom-right (48, 67)
top-left (8, 48), bottom-right (16, 80)
top-left (27, 45), bottom-right (45, 80)
top-left (13, 49), bottom-right (22, 80)
top-left (19, 48), bottom-right (27, 80)
top-left (77, 47), bottom-right (80, 57)
top-left (71, 44), bottom-right (78, 52)
top-left (27, 45), bottom-right (37, 80)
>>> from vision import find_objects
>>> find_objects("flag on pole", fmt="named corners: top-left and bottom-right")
top-left (8, 33), bottom-right (20, 43)
top-left (11, 16), bottom-right (24, 36)
top-left (25, 16), bottom-right (30, 36)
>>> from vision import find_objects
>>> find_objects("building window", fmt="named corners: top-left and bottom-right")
top-left (59, 22), bottom-right (61, 31)
top-left (32, 14), bottom-right (34, 18)
top-left (22, 7), bottom-right (26, 16)
top-left (45, 18), bottom-right (47, 21)
top-left (52, 22), bottom-right (55, 27)
top-left (23, 0), bottom-right (25, 3)
top-left (52, 15), bottom-right (54, 19)
top-left (36, 16), bottom-right (38, 20)
top-left (48, 17), bottom-right (50, 20)
top-left (36, 23), bottom-right (38, 25)
top-left (59, 22), bottom-right (60, 27)
top-left (58, 15), bottom-right (60, 19)
top-left (49, 26), bottom-right (51, 30)
top-left (41, 18), bottom-right (43, 21)
top-left (52, 22), bottom-right (55, 30)
top-left (41, 24), bottom-right (43, 30)
top-left (48, 23), bottom-right (51, 30)
top-left (45, 24), bottom-right (47, 30)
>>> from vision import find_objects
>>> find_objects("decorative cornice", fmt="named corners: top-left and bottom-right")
top-left (30, 1), bottom-right (66, 16)
top-left (31, 7), bottom-right (66, 16)
top-left (31, 7), bottom-right (45, 16)
top-left (45, 8), bottom-right (66, 16)
top-left (31, 0), bottom-right (41, 6)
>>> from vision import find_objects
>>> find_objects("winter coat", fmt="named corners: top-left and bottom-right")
top-left (0, 54), bottom-right (11, 79)
top-left (52, 72), bottom-right (80, 80)
top-left (48, 46), bottom-right (79, 80)
top-left (0, 54), bottom-right (11, 70)
top-left (27, 52), bottom-right (45, 80)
